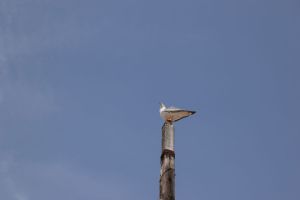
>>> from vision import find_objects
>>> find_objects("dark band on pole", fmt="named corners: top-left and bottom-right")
top-left (160, 149), bottom-right (175, 163)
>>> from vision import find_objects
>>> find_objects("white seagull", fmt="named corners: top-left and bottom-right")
top-left (160, 102), bottom-right (196, 122)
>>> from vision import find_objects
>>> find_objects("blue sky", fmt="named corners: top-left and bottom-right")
top-left (0, 0), bottom-right (299, 199)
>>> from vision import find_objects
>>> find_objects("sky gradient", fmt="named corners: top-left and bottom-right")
top-left (0, 0), bottom-right (300, 200)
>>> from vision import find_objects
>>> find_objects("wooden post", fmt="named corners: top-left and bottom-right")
top-left (160, 122), bottom-right (175, 200)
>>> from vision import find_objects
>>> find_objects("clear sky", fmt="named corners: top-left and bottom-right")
top-left (0, 0), bottom-right (299, 200)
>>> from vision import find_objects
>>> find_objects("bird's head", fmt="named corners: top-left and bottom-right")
top-left (160, 102), bottom-right (166, 112)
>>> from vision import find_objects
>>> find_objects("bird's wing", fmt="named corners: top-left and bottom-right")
top-left (164, 109), bottom-right (196, 122)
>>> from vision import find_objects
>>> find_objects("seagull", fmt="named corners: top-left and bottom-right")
top-left (160, 102), bottom-right (196, 122)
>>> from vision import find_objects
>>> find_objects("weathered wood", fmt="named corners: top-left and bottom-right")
top-left (160, 122), bottom-right (175, 200)
top-left (162, 122), bottom-right (174, 151)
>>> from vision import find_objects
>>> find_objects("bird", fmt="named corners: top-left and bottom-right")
top-left (160, 102), bottom-right (196, 122)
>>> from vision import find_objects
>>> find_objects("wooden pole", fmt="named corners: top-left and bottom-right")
top-left (160, 122), bottom-right (175, 200)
